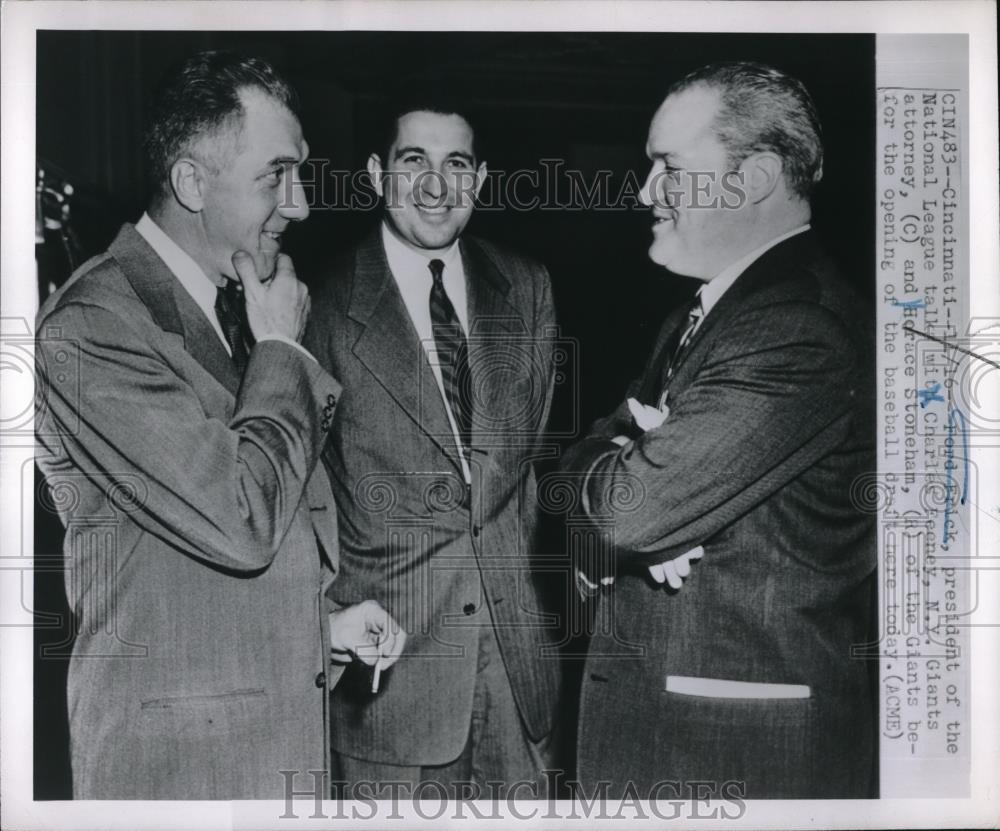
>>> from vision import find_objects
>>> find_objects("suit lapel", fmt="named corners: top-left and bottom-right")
top-left (347, 231), bottom-right (464, 474)
top-left (111, 224), bottom-right (241, 396)
top-left (461, 237), bottom-right (529, 450)
top-left (667, 230), bottom-right (823, 384)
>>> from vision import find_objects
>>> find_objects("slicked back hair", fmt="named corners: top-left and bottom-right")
top-left (143, 50), bottom-right (298, 204)
top-left (375, 96), bottom-right (483, 167)
top-left (665, 61), bottom-right (824, 200)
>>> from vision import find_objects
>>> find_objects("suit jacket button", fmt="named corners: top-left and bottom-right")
top-left (314, 671), bottom-right (327, 688)
top-left (463, 603), bottom-right (476, 616)
top-left (472, 524), bottom-right (480, 538)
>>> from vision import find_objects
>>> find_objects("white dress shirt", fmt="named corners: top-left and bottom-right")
top-left (695, 223), bottom-right (811, 322)
top-left (381, 222), bottom-right (472, 483)
top-left (135, 212), bottom-right (314, 361)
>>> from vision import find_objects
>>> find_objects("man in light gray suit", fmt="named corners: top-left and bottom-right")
top-left (35, 51), bottom-right (404, 800)
top-left (305, 101), bottom-right (562, 798)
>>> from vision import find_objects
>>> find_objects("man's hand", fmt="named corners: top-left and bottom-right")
top-left (648, 546), bottom-right (704, 589)
top-left (232, 250), bottom-right (311, 342)
top-left (328, 600), bottom-right (407, 671)
top-left (627, 397), bottom-right (669, 431)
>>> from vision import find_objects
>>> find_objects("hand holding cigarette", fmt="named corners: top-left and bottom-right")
top-left (328, 600), bottom-right (406, 692)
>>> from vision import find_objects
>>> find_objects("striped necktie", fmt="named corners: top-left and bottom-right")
top-left (428, 258), bottom-right (473, 451)
top-left (655, 292), bottom-right (705, 410)
top-left (666, 292), bottom-right (704, 382)
top-left (214, 281), bottom-right (253, 372)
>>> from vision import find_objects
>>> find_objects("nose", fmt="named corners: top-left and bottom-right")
top-left (416, 168), bottom-right (447, 204)
top-left (278, 168), bottom-right (310, 222)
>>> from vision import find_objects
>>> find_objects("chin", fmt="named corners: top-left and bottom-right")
top-left (648, 244), bottom-right (672, 268)
top-left (415, 229), bottom-right (460, 250)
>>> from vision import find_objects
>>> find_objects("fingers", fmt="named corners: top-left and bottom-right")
top-left (662, 560), bottom-right (683, 590)
top-left (649, 545), bottom-right (705, 589)
top-left (627, 397), bottom-right (644, 422)
top-left (348, 601), bottom-right (407, 671)
top-left (375, 623), bottom-right (406, 671)
top-left (686, 545), bottom-right (705, 562)
top-left (231, 250), bottom-right (262, 301)
top-left (271, 252), bottom-right (297, 285)
top-left (679, 546), bottom-right (705, 578)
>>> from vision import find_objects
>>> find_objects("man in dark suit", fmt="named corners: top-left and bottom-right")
top-left (304, 102), bottom-right (562, 798)
top-left (561, 62), bottom-right (876, 799)
top-left (34, 51), bottom-right (403, 800)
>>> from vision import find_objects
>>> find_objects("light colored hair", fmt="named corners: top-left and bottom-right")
top-left (666, 61), bottom-right (824, 199)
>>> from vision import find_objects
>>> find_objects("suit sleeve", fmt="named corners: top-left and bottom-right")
top-left (37, 301), bottom-right (341, 573)
top-left (560, 300), bottom-right (859, 567)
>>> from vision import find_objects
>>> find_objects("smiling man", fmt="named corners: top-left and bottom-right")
top-left (561, 62), bottom-right (877, 798)
top-left (35, 51), bottom-right (404, 799)
top-left (305, 102), bottom-right (562, 798)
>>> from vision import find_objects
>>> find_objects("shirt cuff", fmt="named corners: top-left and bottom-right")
top-left (257, 335), bottom-right (317, 363)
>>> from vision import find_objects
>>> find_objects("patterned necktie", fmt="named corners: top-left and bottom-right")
top-left (653, 292), bottom-right (704, 409)
top-left (428, 258), bottom-right (473, 452)
top-left (665, 292), bottom-right (704, 382)
top-left (214, 281), bottom-right (252, 373)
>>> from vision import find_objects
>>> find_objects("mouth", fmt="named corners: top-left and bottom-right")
top-left (414, 203), bottom-right (453, 216)
top-left (261, 230), bottom-right (284, 248)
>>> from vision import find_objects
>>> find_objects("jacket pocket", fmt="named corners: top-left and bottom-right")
top-left (140, 688), bottom-right (267, 710)
top-left (138, 688), bottom-right (268, 735)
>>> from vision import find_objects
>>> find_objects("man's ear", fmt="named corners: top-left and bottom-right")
top-left (169, 158), bottom-right (207, 213)
top-left (366, 153), bottom-right (384, 198)
top-left (740, 152), bottom-right (783, 204)
top-left (473, 161), bottom-right (488, 201)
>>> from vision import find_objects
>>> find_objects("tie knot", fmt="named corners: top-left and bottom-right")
top-left (428, 258), bottom-right (445, 284)
top-left (692, 290), bottom-right (704, 312)
top-left (218, 279), bottom-right (243, 306)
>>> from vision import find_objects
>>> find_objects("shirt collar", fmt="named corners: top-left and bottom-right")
top-left (699, 224), bottom-right (811, 315)
top-left (135, 212), bottom-right (223, 315)
top-left (381, 221), bottom-right (461, 281)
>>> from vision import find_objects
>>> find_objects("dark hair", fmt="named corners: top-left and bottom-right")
top-left (374, 96), bottom-right (482, 166)
top-left (143, 50), bottom-right (298, 203)
top-left (665, 61), bottom-right (823, 199)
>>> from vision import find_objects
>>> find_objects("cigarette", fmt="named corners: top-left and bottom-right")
top-left (371, 629), bottom-right (384, 694)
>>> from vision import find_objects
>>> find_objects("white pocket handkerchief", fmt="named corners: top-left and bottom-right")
top-left (666, 675), bottom-right (811, 699)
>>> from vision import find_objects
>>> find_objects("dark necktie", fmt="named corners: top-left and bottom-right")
top-left (428, 258), bottom-right (473, 452)
top-left (214, 280), bottom-right (252, 372)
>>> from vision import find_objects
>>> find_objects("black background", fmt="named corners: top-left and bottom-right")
top-left (34, 29), bottom-right (875, 798)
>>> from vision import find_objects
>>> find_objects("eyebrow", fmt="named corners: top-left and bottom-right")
top-left (258, 151), bottom-right (306, 174)
top-left (393, 145), bottom-right (426, 161)
top-left (393, 145), bottom-right (476, 165)
top-left (648, 149), bottom-right (681, 165)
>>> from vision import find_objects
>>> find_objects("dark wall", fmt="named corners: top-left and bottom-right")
top-left (34, 30), bottom-right (875, 798)
top-left (37, 30), bottom-right (875, 419)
